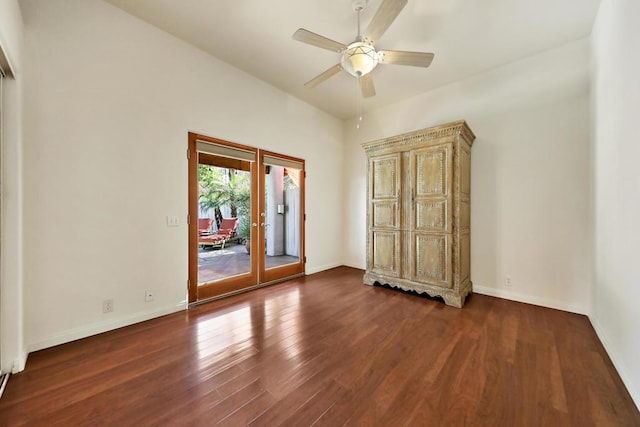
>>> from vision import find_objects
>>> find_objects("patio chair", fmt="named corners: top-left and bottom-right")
top-left (198, 217), bottom-right (239, 249)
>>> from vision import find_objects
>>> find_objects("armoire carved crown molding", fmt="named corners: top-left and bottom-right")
top-left (362, 120), bottom-right (476, 155)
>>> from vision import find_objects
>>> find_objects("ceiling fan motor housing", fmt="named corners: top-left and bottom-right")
top-left (341, 42), bottom-right (379, 77)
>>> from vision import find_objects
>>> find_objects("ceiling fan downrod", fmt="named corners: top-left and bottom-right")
top-left (353, 0), bottom-right (367, 40)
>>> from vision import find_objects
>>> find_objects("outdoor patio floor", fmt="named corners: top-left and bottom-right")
top-left (198, 242), bottom-right (299, 284)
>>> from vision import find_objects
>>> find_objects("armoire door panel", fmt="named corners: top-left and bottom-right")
top-left (415, 199), bottom-right (448, 233)
top-left (372, 200), bottom-right (399, 228)
top-left (371, 155), bottom-right (400, 199)
top-left (413, 144), bottom-right (452, 198)
top-left (411, 145), bottom-right (453, 234)
top-left (412, 233), bottom-right (452, 288)
top-left (371, 230), bottom-right (400, 277)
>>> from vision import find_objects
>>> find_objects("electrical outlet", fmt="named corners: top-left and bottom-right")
top-left (103, 299), bottom-right (114, 313)
top-left (145, 290), bottom-right (154, 302)
top-left (505, 276), bottom-right (512, 288)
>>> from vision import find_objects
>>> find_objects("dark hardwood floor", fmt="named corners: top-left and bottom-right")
top-left (1, 267), bottom-right (638, 426)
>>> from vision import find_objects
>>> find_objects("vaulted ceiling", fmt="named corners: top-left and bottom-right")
top-left (104, 0), bottom-right (601, 119)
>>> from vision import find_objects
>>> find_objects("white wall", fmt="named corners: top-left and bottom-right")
top-left (591, 0), bottom-right (640, 409)
top-left (21, 0), bottom-right (343, 351)
top-left (0, 0), bottom-right (26, 373)
top-left (343, 39), bottom-right (592, 314)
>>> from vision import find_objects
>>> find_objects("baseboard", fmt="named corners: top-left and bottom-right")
top-left (590, 316), bottom-right (640, 412)
top-left (27, 302), bottom-right (187, 353)
top-left (305, 262), bottom-right (344, 275)
top-left (341, 261), bottom-right (365, 270)
top-left (473, 284), bottom-right (588, 315)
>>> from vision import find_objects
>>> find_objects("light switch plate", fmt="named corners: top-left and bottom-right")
top-left (166, 216), bottom-right (180, 227)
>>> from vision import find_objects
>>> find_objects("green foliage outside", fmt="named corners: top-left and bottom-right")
top-left (198, 165), bottom-right (251, 238)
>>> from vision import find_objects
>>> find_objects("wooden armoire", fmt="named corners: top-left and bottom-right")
top-left (362, 121), bottom-right (475, 307)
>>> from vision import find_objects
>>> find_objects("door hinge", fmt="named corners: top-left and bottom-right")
top-left (187, 279), bottom-right (190, 290)
top-left (304, 213), bottom-right (307, 221)
top-left (304, 171), bottom-right (307, 178)
top-left (304, 256), bottom-right (307, 263)
top-left (187, 214), bottom-right (191, 225)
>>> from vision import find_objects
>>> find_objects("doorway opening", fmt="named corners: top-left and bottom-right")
top-left (188, 133), bottom-right (305, 304)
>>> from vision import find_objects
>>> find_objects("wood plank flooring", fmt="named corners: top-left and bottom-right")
top-left (1, 266), bottom-right (638, 426)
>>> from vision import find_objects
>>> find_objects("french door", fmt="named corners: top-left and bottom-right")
top-left (188, 133), bottom-right (305, 303)
top-left (258, 151), bottom-right (305, 284)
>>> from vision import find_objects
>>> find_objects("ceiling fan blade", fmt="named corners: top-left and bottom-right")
top-left (304, 64), bottom-right (343, 88)
top-left (360, 74), bottom-right (376, 98)
top-left (378, 50), bottom-right (434, 67)
top-left (292, 28), bottom-right (347, 53)
top-left (363, 0), bottom-right (408, 44)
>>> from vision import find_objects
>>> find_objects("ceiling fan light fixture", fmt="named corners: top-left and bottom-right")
top-left (341, 42), bottom-right (378, 77)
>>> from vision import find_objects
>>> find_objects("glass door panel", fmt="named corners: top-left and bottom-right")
top-left (197, 159), bottom-right (251, 283)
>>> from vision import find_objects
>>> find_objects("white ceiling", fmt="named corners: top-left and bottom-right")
top-left (104, 0), bottom-right (600, 119)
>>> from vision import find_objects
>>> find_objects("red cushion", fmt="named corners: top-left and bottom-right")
top-left (198, 218), bottom-right (213, 235)
top-left (219, 218), bottom-right (239, 231)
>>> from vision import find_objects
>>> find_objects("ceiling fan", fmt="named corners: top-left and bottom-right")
top-left (292, 0), bottom-right (434, 98)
